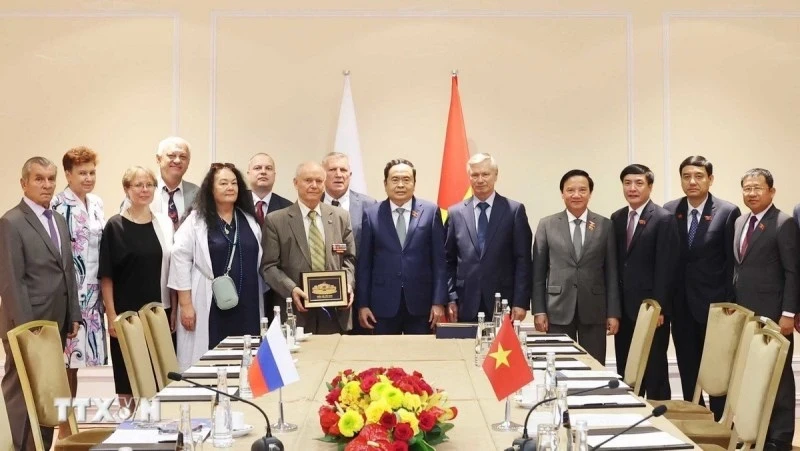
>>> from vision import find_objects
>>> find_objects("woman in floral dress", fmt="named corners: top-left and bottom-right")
top-left (51, 146), bottom-right (106, 437)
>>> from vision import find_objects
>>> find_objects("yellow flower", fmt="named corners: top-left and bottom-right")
top-left (338, 409), bottom-right (365, 438)
top-left (339, 381), bottom-right (364, 407)
top-left (402, 392), bottom-right (422, 412)
top-left (382, 387), bottom-right (404, 410)
top-left (369, 381), bottom-right (391, 400)
top-left (365, 398), bottom-right (391, 424)
top-left (397, 408), bottom-right (420, 435)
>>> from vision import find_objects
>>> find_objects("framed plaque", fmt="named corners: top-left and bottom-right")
top-left (302, 270), bottom-right (348, 308)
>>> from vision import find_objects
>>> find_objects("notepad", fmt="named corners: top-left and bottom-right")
top-left (183, 365), bottom-right (240, 378)
top-left (102, 419), bottom-right (211, 444)
top-left (156, 386), bottom-right (239, 402)
top-left (532, 360), bottom-right (590, 370)
top-left (201, 349), bottom-right (257, 360)
top-left (563, 379), bottom-right (630, 390)
top-left (527, 334), bottom-right (572, 343)
top-left (558, 370), bottom-right (621, 379)
top-left (528, 345), bottom-right (584, 354)
top-left (567, 393), bottom-right (646, 408)
top-left (525, 413), bottom-right (652, 431)
top-left (586, 430), bottom-right (694, 450)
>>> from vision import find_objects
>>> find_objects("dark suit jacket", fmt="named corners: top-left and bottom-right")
top-left (267, 192), bottom-right (293, 213)
top-left (792, 203), bottom-right (800, 226)
top-left (611, 200), bottom-right (680, 321)
top-left (733, 205), bottom-right (800, 320)
top-left (0, 200), bottom-right (80, 338)
top-left (356, 197), bottom-right (448, 318)
top-left (532, 210), bottom-right (620, 325)
top-left (664, 194), bottom-right (740, 323)
top-left (323, 190), bottom-right (377, 250)
top-left (444, 194), bottom-right (532, 321)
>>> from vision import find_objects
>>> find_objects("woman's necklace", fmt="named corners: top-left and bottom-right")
top-left (125, 208), bottom-right (152, 224)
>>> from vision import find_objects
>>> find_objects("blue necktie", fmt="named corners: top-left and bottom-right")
top-left (477, 202), bottom-right (489, 253)
top-left (688, 209), bottom-right (699, 248)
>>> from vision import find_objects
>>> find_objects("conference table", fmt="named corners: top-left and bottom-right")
top-left (95, 333), bottom-right (701, 450)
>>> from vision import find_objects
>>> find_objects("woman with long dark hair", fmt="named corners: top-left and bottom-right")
top-left (169, 163), bottom-right (263, 369)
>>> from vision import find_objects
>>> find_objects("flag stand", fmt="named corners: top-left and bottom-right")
top-left (270, 387), bottom-right (297, 432)
top-left (491, 397), bottom-right (522, 432)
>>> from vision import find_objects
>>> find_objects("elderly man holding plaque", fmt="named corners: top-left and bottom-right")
top-left (261, 161), bottom-right (356, 334)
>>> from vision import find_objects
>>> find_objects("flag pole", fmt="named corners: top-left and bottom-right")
top-left (491, 396), bottom-right (522, 432)
top-left (270, 387), bottom-right (297, 432)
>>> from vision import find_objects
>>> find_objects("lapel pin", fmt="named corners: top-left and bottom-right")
top-left (759, 223), bottom-right (766, 231)
top-left (327, 219), bottom-right (333, 224)
top-left (676, 213), bottom-right (684, 219)
top-left (411, 210), bottom-right (419, 218)
top-left (587, 221), bottom-right (596, 231)
top-left (704, 215), bottom-right (712, 221)
top-left (638, 219), bottom-right (646, 225)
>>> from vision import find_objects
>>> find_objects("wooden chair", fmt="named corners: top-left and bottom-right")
top-left (670, 316), bottom-right (780, 447)
top-left (6, 320), bottom-right (114, 451)
top-left (623, 299), bottom-right (660, 396)
top-left (113, 311), bottom-right (158, 399)
top-left (694, 326), bottom-right (790, 451)
top-left (138, 302), bottom-right (179, 390)
top-left (650, 303), bottom-right (753, 421)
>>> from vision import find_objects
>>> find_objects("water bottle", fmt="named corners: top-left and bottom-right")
top-left (574, 420), bottom-right (589, 451)
top-left (475, 312), bottom-right (486, 366)
top-left (562, 410), bottom-right (574, 451)
top-left (284, 298), bottom-right (296, 347)
top-left (239, 334), bottom-right (253, 399)
top-left (260, 317), bottom-right (269, 339)
top-left (552, 382), bottom-right (568, 427)
top-left (513, 319), bottom-right (521, 336)
top-left (212, 368), bottom-right (233, 448)
top-left (502, 299), bottom-right (510, 318)
top-left (491, 293), bottom-right (503, 332)
top-left (545, 351), bottom-right (557, 403)
top-left (175, 403), bottom-right (194, 451)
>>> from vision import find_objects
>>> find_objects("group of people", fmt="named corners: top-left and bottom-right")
top-left (0, 137), bottom-right (797, 451)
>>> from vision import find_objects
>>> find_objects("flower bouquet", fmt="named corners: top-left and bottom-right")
top-left (317, 367), bottom-right (458, 451)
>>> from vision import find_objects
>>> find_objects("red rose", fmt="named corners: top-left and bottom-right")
top-left (386, 368), bottom-right (407, 382)
top-left (379, 411), bottom-right (397, 429)
top-left (331, 375), bottom-right (342, 387)
top-left (344, 369), bottom-right (354, 376)
top-left (318, 406), bottom-right (340, 435)
top-left (359, 423), bottom-right (390, 442)
top-left (418, 380), bottom-right (433, 395)
top-left (418, 410), bottom-right (436, 432)
top-left (393, 423), bottom-right (413, 442)
top-left (412, 371), bottom-right (424, 379)
top-left (390, 442), bottom-right (409, 451)
top-left (344, 435), bottom-right (391, 451)
top-left (360, 374), bottom-right (379, 392)
top-left (326, 386), bottom-right (342, 405)
top-left (396, 380), bottom-right (415, 394)
top-left (448, 407), bottom-right (459, 419)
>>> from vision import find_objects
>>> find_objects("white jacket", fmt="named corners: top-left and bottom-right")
top-left (168, 209), bottom-right (263, 370)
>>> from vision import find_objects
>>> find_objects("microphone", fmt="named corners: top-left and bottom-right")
top-left (509, 379), bottom-right (620, 451)
top-left (167, 371), bottom-right (284, 451)
top-left (591, 404), bottom-right (668, 450)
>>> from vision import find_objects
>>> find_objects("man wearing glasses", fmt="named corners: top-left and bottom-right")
top-left (733, 168), bottom-right (799, 451)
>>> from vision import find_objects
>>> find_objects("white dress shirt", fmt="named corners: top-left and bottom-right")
top-left (628, 200), bottom-right (649, 235)
top-left (390, 199), bottom-right (413, 232)
top-left (252, 191), bottom-right (273, 214)
top-left (566, 209), bottom-right (588, 246)
top-left (298, 201), bottom-right (325, 244)
top-left (24, 196), bottom-right (60, 250)
top-left (158, 177), bottom-right (186, 215)
top-left (472, 192), bottom-right (496, 229)
top-left (686, 196), bottom-right (708, 233)
top-left (324, 190), bottom-right (351, 212)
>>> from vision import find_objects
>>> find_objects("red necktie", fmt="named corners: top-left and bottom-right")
top-left (255, 200), bottom-right (265, 226)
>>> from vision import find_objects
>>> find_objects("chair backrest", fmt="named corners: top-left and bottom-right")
top-left (6, 320), bottom-right (78, 451)
top-left (694, 303), bottom-right (753, 400)
top-left (729, 327), bottom-right (789, 451)
top-left (721, 315), bottom-right (778, 425)
top-left (623, 299), bottom-right (661, 395)
top-left (114, 311), bottom-right (158, 399)
top-left (0, 377), bottom-right (14, 451)
top-left (138, 302), bottom-right (179, 390)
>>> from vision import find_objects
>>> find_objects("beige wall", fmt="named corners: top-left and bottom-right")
top-left (1, 1), bottom-right (800, 224)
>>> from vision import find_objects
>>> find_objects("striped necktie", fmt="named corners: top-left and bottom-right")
top-left (307, 210), bottom-right (325, 271)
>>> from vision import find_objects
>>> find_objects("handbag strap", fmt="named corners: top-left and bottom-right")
top-left (223, 213), bottom-right (239, 275)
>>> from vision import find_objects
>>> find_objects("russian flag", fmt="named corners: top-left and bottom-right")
top-left (248, 317), bottom-right (299, 397)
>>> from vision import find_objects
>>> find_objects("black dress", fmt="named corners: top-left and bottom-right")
top-left (207, 210), bottom-right (261, 349)
top-left (98, 215), bottom-right (162, 395)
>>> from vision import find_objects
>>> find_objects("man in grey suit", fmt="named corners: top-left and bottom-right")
top-left (321, 152), bottom-right (377, 248)
top-left (733, 168), bottom-right (798, 451)
top-left (532, 169), bottom-right (621, 364)
top-left (261, 161), bottom-right (356, 334)
top-left (321, 152), bottom-right (376, 334)
top-left (0, 157), bottom-right (81, 450)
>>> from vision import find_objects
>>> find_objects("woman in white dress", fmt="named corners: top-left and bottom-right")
top-left (51, 146), bottom-right (106, 438)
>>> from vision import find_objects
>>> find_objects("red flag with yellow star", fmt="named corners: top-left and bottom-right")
top-left (482, 315), bottom-right (534, 400)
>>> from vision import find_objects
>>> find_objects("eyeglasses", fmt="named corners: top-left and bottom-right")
top-left (742, 186), bottom-right (766, 194)
top-left (210, 163), bottom-right (236, 170)
top-left (131, 183), bottom-right (156, 190)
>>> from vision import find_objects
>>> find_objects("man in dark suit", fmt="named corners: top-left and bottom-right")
top-left (0, 157), bottom-right (81, 450)
top-left (321, 152), bottom-right (376, 334)
top-left (246, 152), bottom-right (293, 321)
top-left (664, 156), bottom-right (740, 420)
top-left (532, 169), bottom-right (620, 365)
top-left (357, 159), bottom-right (448, 334)
top-left (611, 164), bottom-right (679, 400)
top-left (261, 161), bottom-right (356, 334)
top-left (444, 153), bottom-right (531, 323)
top-left (733, 168), bottom-right (798, 451)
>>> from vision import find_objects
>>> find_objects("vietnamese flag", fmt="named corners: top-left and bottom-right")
top-left (437, 73), bottom-right (472, 222)
top-left (482, 315), bottom-right (534, 400)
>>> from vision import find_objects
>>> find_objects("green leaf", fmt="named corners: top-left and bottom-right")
top-left (326, 382), bottom-right (333, 390)
top-left (438, 422), bottom-right (455, 434)
top-left (410, 439), bottom-right (436, 451)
